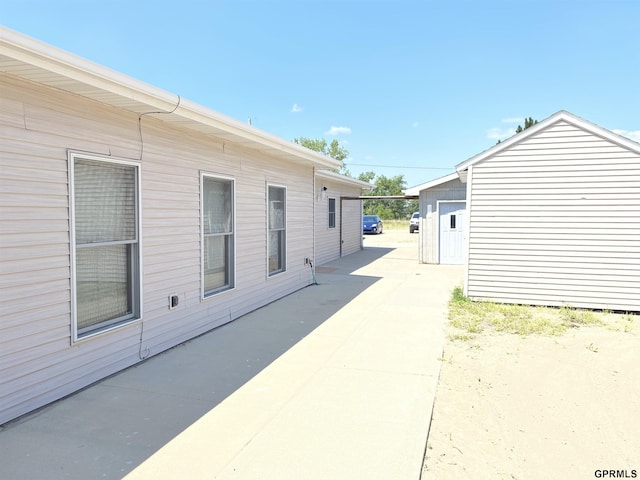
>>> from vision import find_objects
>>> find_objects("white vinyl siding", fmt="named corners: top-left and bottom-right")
top-left (0, 72), bottom-right (317, 424)
top-left (466, 120), bottom-right (640, 312)
top-left (314, 178), bottom-right (365, 265)
top-left (201, 175), bottom-right (234, 297)
top-left (69, 153), bottom-right (141, 340)
top-left (418, 178), bottom-right (466, 264)
top-left (340, 197), bottom-right (363, 258)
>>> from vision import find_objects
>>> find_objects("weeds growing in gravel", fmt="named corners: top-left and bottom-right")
top-left (448, 286), bottom-right (636, 339)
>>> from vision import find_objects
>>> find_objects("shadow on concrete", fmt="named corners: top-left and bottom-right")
top-left (0, 246), bottom-right (395, 480)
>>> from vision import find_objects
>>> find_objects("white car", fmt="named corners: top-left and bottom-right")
top-left (409, 212), bottom-right (419, 233)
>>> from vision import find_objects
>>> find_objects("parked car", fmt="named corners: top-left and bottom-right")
top-left (363, 215), bottom-right (383, 234)
top-left (409, 212), bottom-right (420, 233)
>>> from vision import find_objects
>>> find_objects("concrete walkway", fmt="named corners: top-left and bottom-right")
top-left (0, 232), bottom-right (463, 480)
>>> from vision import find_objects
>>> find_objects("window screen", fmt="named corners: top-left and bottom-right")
top-left (203, 176), bottom-right (234, 296)
top-left (328, 198), bottom-right (336, 228)
top-left (268, 185), bottom-right (286, 275)
top-left (72, 156), bottom-right (140, 338)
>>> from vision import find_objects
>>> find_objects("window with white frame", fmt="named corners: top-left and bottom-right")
top-left (328, 197), bottom-right (336, 228)
top-left (268, 185), bottom-right (286, 275)
top-left (70, 153), bottom-right (141, 339)
top-left (202, 175), bottom-right (234, 296)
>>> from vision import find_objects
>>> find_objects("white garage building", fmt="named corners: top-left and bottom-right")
top-left (457, 110), bottom-right (640, 312)
top-left (404, 173), bottom-right (467, 265)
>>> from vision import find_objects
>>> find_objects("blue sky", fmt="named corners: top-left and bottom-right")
top-left (2, 0), bottom-right (639, 187)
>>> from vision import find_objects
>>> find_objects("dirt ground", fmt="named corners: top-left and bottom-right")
top-left (364, 227), bottom-right (638, 479)
top-left (422, 325), bottom-right (640, 479)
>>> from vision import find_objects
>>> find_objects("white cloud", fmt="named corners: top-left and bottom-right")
top-left (291, 103), bottom-right (303, 113)
top-left (486, 127), bottom-right (516, 140)
top-left (613, 129), bottom-right (640, 142)
top-left (501, 117), bottom-right (524, 124)
top-left (325, 126), bottom-right (352, 136)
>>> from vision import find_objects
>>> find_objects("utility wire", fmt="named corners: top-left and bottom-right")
top-left (345, 163), bottom-right (453, 170)
top-left (138, 94), bottom-right (181, 161)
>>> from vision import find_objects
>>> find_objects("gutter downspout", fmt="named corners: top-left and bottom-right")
top-left (312, 167), bottom-right (317, 283)
top-left (339, 197), bottom-right (343, 257)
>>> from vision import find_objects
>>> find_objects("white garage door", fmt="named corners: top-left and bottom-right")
top-left (439, 201), bottom-right (466, 264)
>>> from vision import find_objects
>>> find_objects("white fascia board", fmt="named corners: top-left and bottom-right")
top-left (0, 26), bottom-right (341, 170)
top-left (404, 172), bottom-right (459, 195)
top-left (316, 169), bottom-right (373, 190)
top-left (455, 110), bottom-right (640, 173)
top-left (176, 99), bottom-right (341, 168)
top-left (0, 26), bottom-right (179, 111)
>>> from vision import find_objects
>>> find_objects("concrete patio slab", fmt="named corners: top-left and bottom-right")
top-left (0, 231), bottom-right (463, 480)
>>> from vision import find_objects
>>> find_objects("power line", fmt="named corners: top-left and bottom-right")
top-left (345, 163), bottom-right (452, 170)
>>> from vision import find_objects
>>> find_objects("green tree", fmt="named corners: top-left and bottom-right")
top-left (515, 117), bottom-right (538, 133)
top-left (357, 171), bottom-right (376, 183)
top-left (293, 137), bottom-right (351, 176)
top-left (497, 117), bottom-right (539, 144)
top-left (358, 172), bottom-right (415, 220)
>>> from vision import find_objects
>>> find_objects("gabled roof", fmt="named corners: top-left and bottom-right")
top-left (0, 26), bottom-right (342, 170)
top-left (404, 172), bottom-right (459, 196)
top-left (315, 169), bottom-right (373, 190)
top-left (456, 110), bottom-right (640, 176)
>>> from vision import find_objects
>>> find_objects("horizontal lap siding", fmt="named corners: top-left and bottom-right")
top-left (467, 121), bottom-right (640, 311)
top-left (340, 195), bottom-right (363, 258)
top-left (314, 183), bottom-right (341, 266)
top-left (419, 179), bottom-right (466, 263)
top-left (313, 179), bottom-right (363, 265)
top-left (0, 73), bottom-right (316, 424)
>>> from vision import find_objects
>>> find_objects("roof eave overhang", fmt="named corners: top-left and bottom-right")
top-left (404, 172), bottom-right (460, 195)
top-left (455, 110), bottom-right (640, 174)
top-left (0, 27), bottom-right (341, 170)
top-left (315, 169), bottom-right (373, 190)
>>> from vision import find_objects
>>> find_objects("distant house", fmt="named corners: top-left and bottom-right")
top-left (405, 173), bottom-right (466, 265)
top-left (456, 110), bottom-right (640, 312)
top-left (0, 27), bottom-right (368, 424)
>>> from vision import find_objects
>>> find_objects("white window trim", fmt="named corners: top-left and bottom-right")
top-left (68, 151), bottom-right (143, 343)
top-left (328, 197), bottom-right (336, 229)
top-left (200, 172), bottom-right (236, 300)
top-left (266, 183), bottom-right (287, 277)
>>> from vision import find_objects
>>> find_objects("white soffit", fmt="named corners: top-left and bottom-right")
top-left (315, 169), bottom-right (373, 190)
top-left (404, 172), bottom-right (459, 195)
top-left (455, 110), bottom-right (640, 174)
top-left (0, 26), bottom-right (341, 170)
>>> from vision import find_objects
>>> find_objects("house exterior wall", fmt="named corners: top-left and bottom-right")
top-left (418, 178), bottom-right (466, 263)
top-left (465, 120), bottom-right (640, 312)
top-left (0, 72), bottom-right (319, 424)
top-left (340, 196), bottom-right (363, 258)
top-left (313, 177), bottom-right (363, 265)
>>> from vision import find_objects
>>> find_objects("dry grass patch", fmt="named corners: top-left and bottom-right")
top-left (448, 286), bottom-right (636, 340)
top-left (426, 287), bottom-right (639, 479)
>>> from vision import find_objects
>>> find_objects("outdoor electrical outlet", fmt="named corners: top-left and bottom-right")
top-left (169, 295), bottom-right (179, 310)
